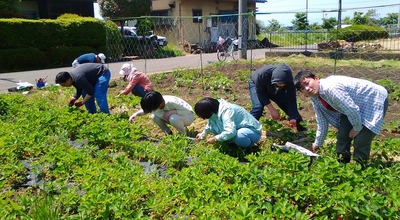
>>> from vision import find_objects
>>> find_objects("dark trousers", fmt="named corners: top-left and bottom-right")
top-left (336, 98), bottom-right (389, 162)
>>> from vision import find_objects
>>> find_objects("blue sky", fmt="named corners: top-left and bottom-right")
top-left (256, 0), bottom-right (400, 26)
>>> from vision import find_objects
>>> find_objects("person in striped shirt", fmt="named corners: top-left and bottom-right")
top-left (294, 71), bottom-right (388, 165)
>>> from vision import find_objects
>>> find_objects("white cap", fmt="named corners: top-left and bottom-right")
top-left (119, 63), bottom-right (137, 75)
top-left (97, 53), bottom-right (106, 64)
top-left (72, 60), bottom-right (79, 68)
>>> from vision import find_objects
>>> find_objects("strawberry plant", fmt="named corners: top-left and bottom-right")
top-left (1, 60), bottom-right (400, 219)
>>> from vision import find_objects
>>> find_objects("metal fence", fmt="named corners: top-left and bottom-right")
top-left (105, 13), bottom-right (400, 84)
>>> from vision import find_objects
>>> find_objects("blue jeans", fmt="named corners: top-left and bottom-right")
top-left (82, 70), bottom-right (110, 114)
top-left (232, 128), bottom-right (261, 148)
top-left (131, 85), bottom-right (148, 97)
top-left (249, 81), bottom-right (264, 120)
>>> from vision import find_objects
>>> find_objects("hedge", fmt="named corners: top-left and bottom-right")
top-left (329, 24), bottom-right (389, 42)
top-left (0, 17), bottom-right (122, 72)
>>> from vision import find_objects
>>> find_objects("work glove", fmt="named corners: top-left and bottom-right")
top-left (68, 97), bottom-right (76, 107)
top-left (74, 102), bottom-right (84, 107)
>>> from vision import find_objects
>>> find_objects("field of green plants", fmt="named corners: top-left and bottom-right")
top-left (1, 58), bottom-right (400, 219)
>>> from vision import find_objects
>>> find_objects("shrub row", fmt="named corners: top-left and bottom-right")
top-left (0, 17), bottom-right (122, 72)
top-left (329, 24), bottom-right (389, 42)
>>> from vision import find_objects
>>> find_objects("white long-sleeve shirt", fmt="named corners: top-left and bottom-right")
top-left (135, 95), bottom-right (193, 118)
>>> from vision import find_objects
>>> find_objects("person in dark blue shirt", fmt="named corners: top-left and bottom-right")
top-left (249, 63), bottom-right (306, 132)
top-left (72, 53), bottom-right (106, 68)
top-left (55, 63), bottom-right (110, 114)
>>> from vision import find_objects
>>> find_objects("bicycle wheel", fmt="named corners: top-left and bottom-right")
top-left (217, 49), bottom-right (227, 61)
top-left (231, 47), bottom-right (238, 61)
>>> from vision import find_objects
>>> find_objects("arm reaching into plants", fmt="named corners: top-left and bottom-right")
top-left (311, 143), bottom-right (320, 152)
top-left (266, 103), bottom-right (280, 120)
top-left (206, 137), bottom-right (217, 144)
top-left (68, 97), bottom-right (76, 107)
top-left (129, 109), bottom-right (145, 123)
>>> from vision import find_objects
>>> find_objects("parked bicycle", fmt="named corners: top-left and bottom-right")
top-left (216, 36), bottom-right (239, 61)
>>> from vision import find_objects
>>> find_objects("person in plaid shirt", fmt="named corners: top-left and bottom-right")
top-left (294, 71), bottom-right (388, 165)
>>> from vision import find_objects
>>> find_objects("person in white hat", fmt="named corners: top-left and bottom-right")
top-left (71, 53), bottom-right (106, 68)
top-left (116, 63), bottom-right (153, 97)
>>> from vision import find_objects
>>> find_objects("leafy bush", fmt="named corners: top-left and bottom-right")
top-left (0, 18), bottom-right (122, 72)
top-left (154, 45), bottom-right (185, 58)
top-left (0, 48), bottom-right (47, 71)
top-left (57, 13), bottom-right (82, 19)
top-left (329, 25), bottom-right (389, 42)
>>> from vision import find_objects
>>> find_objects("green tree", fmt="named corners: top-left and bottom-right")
top-left (353, 12), bottom-right (368, 25)
top-left (98, 0), bottom-right (152, 37)
top-left (342, 16), bottom-right (352, 25)
top-left (266, 19), bottom-right (281, 32)
top-left (321, 17), bottom-right (337, 30)
top-left (380, 13), bottom-right (399, 27)
top-left (292, 12), bottom-right (308, 30)
top-left (346, 10), bottom-right (379, 26)
top-left (365, 9), bottom-right (379, 25)
top-left (255, 19), bottom-right (266, 34)
top-left (98, 0), bottom-right (151, 19)
top-left (0, 0), bottom-right (21, 18)
top-left (135, 18), bottom-right (154, 36)
top-left (309, 22), bottom-right (322, 31)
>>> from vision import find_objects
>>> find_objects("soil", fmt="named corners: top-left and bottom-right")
top-left (108, 62), bottom-right (400, 142)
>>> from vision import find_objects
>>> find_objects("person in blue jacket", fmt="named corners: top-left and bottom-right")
top-left (55, 63), bottom-right (110, 114)
top-left (72, 53), bottom-right (106, 68)
top-left (195, 97), bottom-right (262, 149)
top-left (249, 63), bottom-right (306, 132)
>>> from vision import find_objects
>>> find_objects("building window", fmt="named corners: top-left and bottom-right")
top-left (192, 9), bottom-right (202, 23)
top-left (151, 10), bottom-right (169, 17)
top-left (151, 10), bottom-right (172, 25)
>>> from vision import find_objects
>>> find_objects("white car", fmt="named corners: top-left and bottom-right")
top-left (118, 26), bottom-right (167, 47)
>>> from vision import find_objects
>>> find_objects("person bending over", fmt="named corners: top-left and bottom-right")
top-left (72, 53), bottom-right (106, 68)
top-left (195, 97), bottom-right (262, 149)
top-left (294, 71), bottom-right (388, 165)
top-left (249, 63), bottom-right (306, 132)
top-left (129, 91), bottom-right (194, 135)
top-left (116, 63), bottom-right (153, 97)
top-left (56, 63), bottom-right (110, 114)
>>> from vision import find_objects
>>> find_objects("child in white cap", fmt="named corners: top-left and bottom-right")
top-left (116, 63), bottom-right (153, 97)
top-left (72, 53), bottom-right (106, 68)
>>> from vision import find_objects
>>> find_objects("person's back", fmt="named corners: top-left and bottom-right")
top-left (70, 63), bottom-right (108, 88)
top-left (117, 63), bottom-right (153, 97)
top-left (195, 97), bottom-right (262, 148)
top-left (72, 53), bottom-right (106, 68)
top-left (218, 99), bottom-right (262, 134)
top-left (56, 63), bottom-right (111, 114)
top-left (129, 92), bottom-right (194, 135)
top-left (152, 95), bottom-right (193, 120)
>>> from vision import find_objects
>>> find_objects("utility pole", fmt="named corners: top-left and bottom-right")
top-left (238, 0), bottom-right (247, 59)
top-left (338, 0), bottom-right (342, 28)
top-left (398, 5), bottom-right (400, 33)
top-left (305, 0), bottom-right (308, 52)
